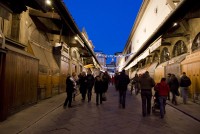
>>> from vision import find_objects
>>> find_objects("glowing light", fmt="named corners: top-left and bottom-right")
top-left (173, 22), bottom-right (178, 27)
top-left (46, 0), bottom-right (52, 5)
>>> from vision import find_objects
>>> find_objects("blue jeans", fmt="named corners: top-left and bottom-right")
top-left (159, 96), bottom-right (167, 117)
top-left (181, 87), bottom-right (189, 104)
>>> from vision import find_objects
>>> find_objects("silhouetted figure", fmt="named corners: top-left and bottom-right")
top-left (86, 70), bottom-right (95, 102)
top-left (168, 74), bottom-right (179, 105)
top-left (94, 74), bottom-right (104, 105)
top-left (131, 73), bottom-right (140, 95)
top-left (64, 72), bottom-right (77, 108)
top-left (114, 72), bottom-right (120, 91)
top-left (166, 73), bottom-right (171, 100)
top-left (139, 71), bottom-right (155, 117)
top-left (79, 72), bottom-right (87, 101)
top-left (117, 70), bottom-right (130, 109)
top-left (180, 72), bottom-right (191, 104)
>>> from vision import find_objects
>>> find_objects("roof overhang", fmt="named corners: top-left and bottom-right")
top-left (124, 0), bottom-right (200, 69)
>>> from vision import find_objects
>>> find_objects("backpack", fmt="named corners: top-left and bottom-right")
top-left (181, 76), bottom-right (191, 87)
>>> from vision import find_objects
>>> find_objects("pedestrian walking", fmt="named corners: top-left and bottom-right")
top-left (131, 73), bottom-right (140, 95)
top-left (102, 71), bottom-right (111, 92)
top-left (63, 72), bottom-right (77, 108)
top-left (94, 74), bottom-right (104, 105)
top-left (154, 78), bottom-right (170, 118)
top-left (117, 70), bottom-right (130, 109)
top-left (166, 73), bottom-right (171, 100)
top-left (139, 71), bottom-right (155, 117)
top-left (79, 71), bottom-right (87, 101)
top-left (168, 74), bottom-right (179, 105)
top-left (101, 71), bottom-right (111, 101)
top-left (86, 69), bottom-right (95, 102)
top-left (114, 72), bottom-right (119, 91)
top-left (180, 72), bottom-right (191, 104)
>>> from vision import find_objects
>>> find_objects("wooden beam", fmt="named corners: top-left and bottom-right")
top-left (29, 8), bottom-right (60, 20)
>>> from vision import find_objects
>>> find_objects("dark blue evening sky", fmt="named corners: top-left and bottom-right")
top-left (64, 0), bottom-right (142, 63)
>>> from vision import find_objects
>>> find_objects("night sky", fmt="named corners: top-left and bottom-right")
top-left (64, 0), bottom-right (142, 63)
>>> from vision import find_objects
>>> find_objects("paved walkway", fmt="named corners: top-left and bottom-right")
top-left (0, 85), bottom-right (200, 134)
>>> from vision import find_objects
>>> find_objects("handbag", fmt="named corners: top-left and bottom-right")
top-left (175, 89), bottom-right (180, 96)
top-left (102, 93), bottom-right (107, 101)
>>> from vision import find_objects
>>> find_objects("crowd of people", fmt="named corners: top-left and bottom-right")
top-left (63, 70), bottom-right (111, 108)
top-left (128, 71), bottom-right (191, 118)
top-left (63, 69), bottom-right (191, 119)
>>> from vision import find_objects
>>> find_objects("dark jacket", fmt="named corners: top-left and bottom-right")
top-left (180, 75), bottom-right (191, 87)
top-left (66, 76), bottom-right (75, 93)
top-left (94, 76), bottom-right (104, 93)
top-left (86, 74), bottom-right (95, 90)
top-left (79, 75), bottom-right (87, 93)
top-left (139, 72), bottom-right (155, 90)
top-left (168, 75), bottom-right (179, 93)
top-left (118, 72), bottom-right (130, 91)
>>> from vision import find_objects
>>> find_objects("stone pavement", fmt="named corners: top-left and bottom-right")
top-left (0, 85), bottom-right (200, 134)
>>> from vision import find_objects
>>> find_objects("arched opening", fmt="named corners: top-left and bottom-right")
top-left (172, 40), bottom-right (187, 57)
top-left (160, 47), bottom-right (170, 63)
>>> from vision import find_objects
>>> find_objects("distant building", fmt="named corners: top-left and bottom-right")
top-left (95, 51), bottom-right (106, 71)
top-left (106, 58), bottom-right (116, 76)
top-left (115, 52), bottom-right (122, 72)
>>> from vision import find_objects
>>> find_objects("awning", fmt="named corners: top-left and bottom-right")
top-left (168, 53), bottom-right (187, 65)
top-left (147, 62), bottom-right (158, 78)
top-left (130, 70), bottom-right (137, 79)
top-left (137, 49), bottom-right (149, 62)
top-left (124, 59), bottom-right (137, 70)
top-left (30, 43), bottom-right (49, 67)
top-left (84, 64), bottom-right (94, 68)
top-left (137, 64), bottom-right (151, 75)
top-left (30, 41), bottom-right (59, 72)
top-left (149, 36), bottom-right (162, 53)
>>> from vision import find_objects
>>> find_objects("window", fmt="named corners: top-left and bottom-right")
top-left (152, 52), bottom-right (159, 62)
top-left (72, 50), bottom-right (77, 59)
top-left (192, 32), bottom-right (200, 52)
top-left (172, 40), bottom-right (187, 57)
top-left (161, 47), bottom-right (170, 63)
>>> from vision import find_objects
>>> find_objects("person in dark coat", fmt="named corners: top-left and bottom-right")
top-left (79, 71), bottom-right (87, 101)
top-left (168, 74), bottom-right (179, 105)
top-left (131, 73), bottom-right (140, 95)
top-left (63, 72), bottom-right (77, 108)
top-left (94, 74), bottom-right (104, 105)
top-left (102, 71), bottom-right (111, 92)
top-left (86, 70), bottom-right (95, 102)
top-left (114, 72), bottom-right (120, 91)
top-left (154, 78), bottom-right (170, 118)
top-left (180, 72), bottom-right (191, 104)
top-left (139, 71), bottom-right (155, 117)
top-left (117, 70), bottom-right (130, 109)
top-left (166, 73), bottom-right (171, 100)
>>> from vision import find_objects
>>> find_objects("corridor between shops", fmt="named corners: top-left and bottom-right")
top-left (0, 85), bottom-right (200, 134)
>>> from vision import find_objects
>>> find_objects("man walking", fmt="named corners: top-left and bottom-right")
top-left (139, 71), bottom-right (155, 117)
top-left (63, 72), bottom-right (77, 108)
top-left (86, 69), bottom-right (95, 102)
top-left (117, 70), bottom-right (130, 109)
top-left (180, 72), bottom-right (191, 104)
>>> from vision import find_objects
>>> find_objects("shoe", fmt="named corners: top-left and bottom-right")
top-left (68, 106), bottom-right (73, 108)
top-left (160, 115), bottom-right (164, 119)
top-left (63, 105), bottom-right (66, 109)
top-left (143, 113), bottom-right (146, 117)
